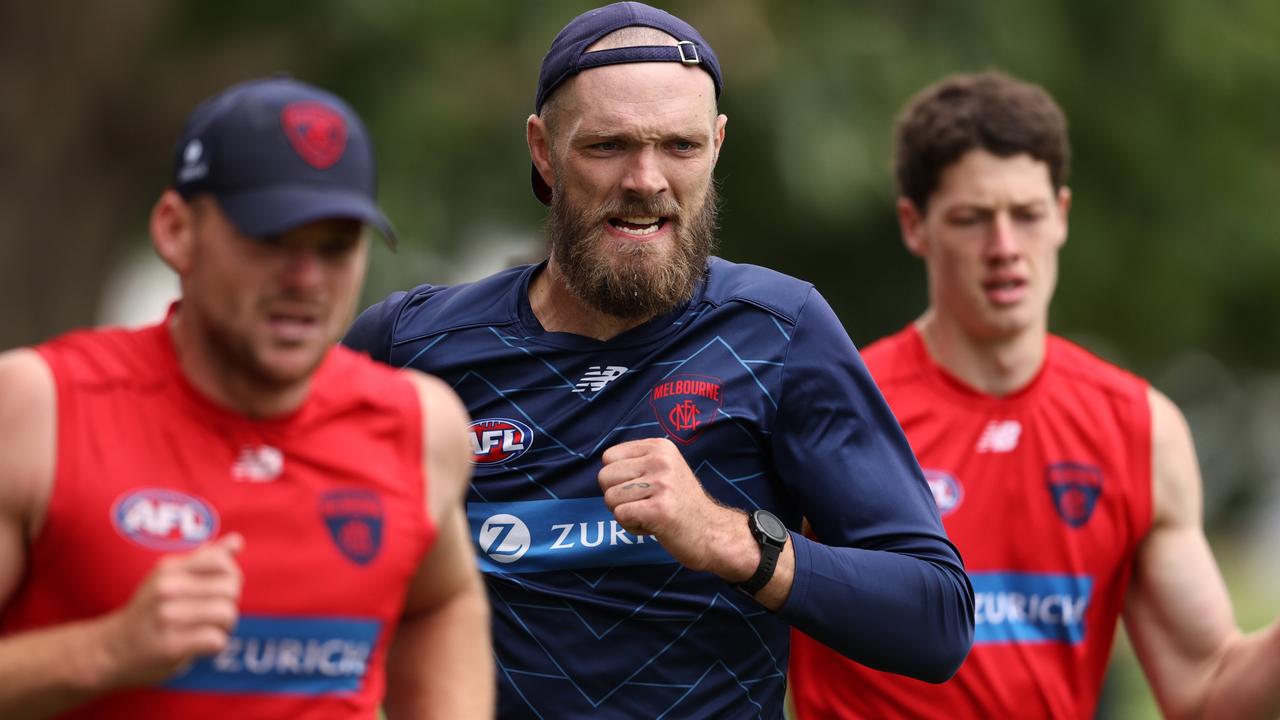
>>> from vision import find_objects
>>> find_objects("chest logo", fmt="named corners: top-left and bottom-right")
top-left (469, 418), bottom-right (534, 465)
top-left (573, 365), bottom-right (628, 394)
top-left (231, 444), bottom-right (284, 482)
top-left (923, 469), bottom-right (963, 516)
top-left (976, 420), bottom-right (1022, 453)
top-left (320, 489), bottom-right (384, 566)
top-left (112, 489), bottom-right (219, 552)
top-left (1046, 462), bottom-right (1104, 528)
top-left (650, 374), bottom-right (723, 445)
top-left (478, 513), bottom-right (532, 564)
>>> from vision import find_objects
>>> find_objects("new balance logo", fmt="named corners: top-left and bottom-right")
top-left (232, 445), bottom-right (284, 481)
top-left (573, 365), bottom-right (628, 394)
top-left (976, 420), bottom-right (1022, 453)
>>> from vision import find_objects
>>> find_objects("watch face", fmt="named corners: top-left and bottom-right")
top-left (754, 510), bottom-right (788, 543)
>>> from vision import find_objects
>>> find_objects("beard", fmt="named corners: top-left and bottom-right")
top-left (546, 177), bottom-right (718, 320)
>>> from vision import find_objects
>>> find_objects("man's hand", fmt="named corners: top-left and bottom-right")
top-left (100, 532), bottom-right (245, 688)
top-left (599, 438), bottom-right (752, 579)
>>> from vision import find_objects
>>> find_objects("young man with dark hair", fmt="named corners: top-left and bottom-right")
top-left (790, 70), bottom-right (1280, 720)
top-left (0, 77), bottom-right (493, 719)
top-left (344, 3), bottom-right (973, 718)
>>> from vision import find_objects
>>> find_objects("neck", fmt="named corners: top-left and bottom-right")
top-left (528, 261), bottom-right (653, 341)
top-left (915, 308), bottom-right (1046, 397)
top-left (168, 310), bottom-right (312, 419)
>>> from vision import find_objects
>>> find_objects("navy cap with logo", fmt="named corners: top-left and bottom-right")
top-left (172, 76), bottom-right (397, 247)
top-left (530, 2), bottom-right (723, 205)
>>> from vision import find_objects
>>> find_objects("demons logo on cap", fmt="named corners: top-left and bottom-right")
top-left (281, 101), bottom-right (348, 169)
top-left (650, 374), bottom-right (723, 444)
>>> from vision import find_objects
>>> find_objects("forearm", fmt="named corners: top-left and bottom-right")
top-left (0, 617), bottom-right (119, 718)
top-left (1194, 624), bottom-right (1280, 720)
top-left (778, 532), bottom-right (974, 683)
top-left (384, 574), bottom-right (494, 719)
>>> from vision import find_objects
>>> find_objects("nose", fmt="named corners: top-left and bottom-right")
top-left (620, 147), bottom-right (669, 199)
top-left (986, 211), bottom-right (1021, 261)
top-left (280, 245), bottom-right (324, 290)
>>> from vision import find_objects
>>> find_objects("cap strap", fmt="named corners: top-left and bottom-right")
top-left (577, 44), bottom-right (702, 72)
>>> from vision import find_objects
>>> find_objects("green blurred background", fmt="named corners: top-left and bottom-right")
top-left (4, 1), bottom-right (1278, 716)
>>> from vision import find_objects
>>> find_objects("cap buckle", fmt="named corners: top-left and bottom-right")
top-left (676, 40), bottom-right (699, 65)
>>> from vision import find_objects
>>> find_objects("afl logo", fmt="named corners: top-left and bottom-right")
top-left (478, 514), bottom-right (531, 564)
top-left (924, 469), bottom-right (963, 516)
top-left (469, 418), bottom-right (533, 465)
top-left (112, 489), bottom-right (219, 551)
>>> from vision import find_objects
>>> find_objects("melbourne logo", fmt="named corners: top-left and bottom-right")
top-left (112, 489), bottom-right (219, 551)
top-left (478, 514), bottom-right (531, 564)
top-left (469, 418), bottom-right (533, 465)
top-left (281, 101), bottom-right (347, 169)
top-left (649, 374), bottom-right (723, 444)
top-left (573, 365), bottom-right (628, 394)
top-left (320, 489), bottom-right (383, 565)
top-left (923, 469), bottom-right (963, 516)
top-left (1046, 462), bottom-right (1103, 528)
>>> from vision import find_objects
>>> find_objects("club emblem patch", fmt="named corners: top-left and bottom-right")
top-left (1046, 462), bottom-right (1103, 528)
top-left (650, 374), bottom-right (723, 444)
top-left (281, 101), bottom-right (347, 169)
top-left (924, 469), bottom-right (963, 516)
top-left (320, 489), bottom-right (383, 565)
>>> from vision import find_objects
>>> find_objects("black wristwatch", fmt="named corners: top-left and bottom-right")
top-left (736, 509), bottom-right (789, 596)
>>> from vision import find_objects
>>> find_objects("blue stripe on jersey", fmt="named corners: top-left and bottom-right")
top-left (470, 498), bottom-right (675, 573)
top-left (164, 615), bottom-right (382, 694)
top-left (971, 572), bottom-right (1092, 645)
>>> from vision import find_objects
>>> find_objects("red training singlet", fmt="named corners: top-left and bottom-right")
top-left (1, 321), bottom-right (435, 719)
top-left (790, 325), bottom-right (1152, 719)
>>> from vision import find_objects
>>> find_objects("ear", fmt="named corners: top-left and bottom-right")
top-left (150, 189), bottom-right (195, 274)
top-left (527, 113), bottom-right (555, 193)
top-left (712, 113), bottom-right (727, 165)
top-left (897, 197), bottom-right (927, 258)
top-left (1055, 185), bottom-right (1072, 248)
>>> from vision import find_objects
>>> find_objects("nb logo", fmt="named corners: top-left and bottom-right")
top-left (976, 420), bottom-right (1022, 453)
top-left (573, 365), bottom-right (628, 394)
top-left (478, 514), bottom-right (531, 564)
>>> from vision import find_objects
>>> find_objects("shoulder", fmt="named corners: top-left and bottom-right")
top-left (345, 265), bottom-right (535, 357)
top-left (1049, 335), bottom-right (1149, 397)
top-left (0, 349), bottom-right (56, 523)
top-left (702, 257), bottom-right (815, 325)
top-left (400, 369), bottom-right (473, 520)
top-left (1145, 384), bottom-right (1200, 528)
top-left (859, 326), bottom-right (919, 381)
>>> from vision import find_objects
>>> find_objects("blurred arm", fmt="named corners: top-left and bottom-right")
top-left (772, 292), bottom-right (973, 683)
top-left (383, 372), bottom-right (493, 719)
top-left (1123, 386), bottom-right (1280, 720)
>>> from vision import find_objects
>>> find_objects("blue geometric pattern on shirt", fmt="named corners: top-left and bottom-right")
top-left (367, 262), bottom-right (810, 719)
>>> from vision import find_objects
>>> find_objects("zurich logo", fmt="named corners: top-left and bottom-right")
top-left (112, 488), bottom-right (219, 551)
top-left (469, 418), bottom-right (533, 465)
top-left (478, 514), bottom-right (531, 564)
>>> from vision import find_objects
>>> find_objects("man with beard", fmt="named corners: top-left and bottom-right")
top-left (0, 77), bottom-right (492, 718)
top-left (344, 4), bottom-right (973, 717)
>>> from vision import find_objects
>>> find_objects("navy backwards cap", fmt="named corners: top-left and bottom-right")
top-left (172, 76), bottom-right (397, 248)
top-left (531, 2), bottom-right (723, 205)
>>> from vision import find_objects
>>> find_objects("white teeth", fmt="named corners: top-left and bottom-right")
top-left (621, 216), bottom-right (659, 224)
top-left (616, 224), bottom-right (660, 236)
